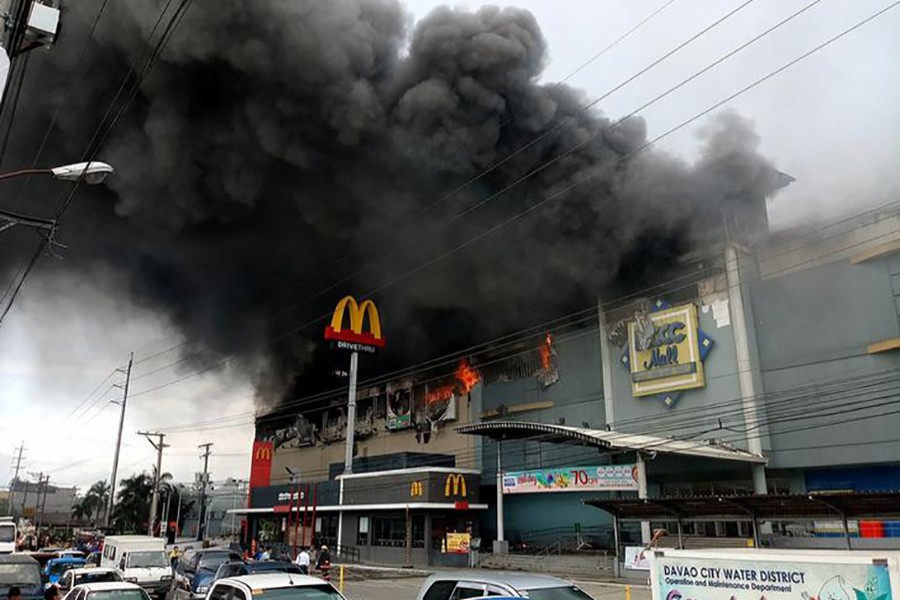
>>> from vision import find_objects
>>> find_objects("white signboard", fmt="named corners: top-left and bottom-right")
top-left (653, 554), bottom-right (893, 600)
top-left (625, 546), bottom-right (651, 571)
top-left (502, 465), bottom-right (638, 494)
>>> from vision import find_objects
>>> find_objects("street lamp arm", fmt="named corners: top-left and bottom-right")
top-left (0, 168), bottom-right (52, 181)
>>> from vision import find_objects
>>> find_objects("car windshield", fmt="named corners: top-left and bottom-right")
top-left (75, 572), bottom-right (124, 585)
top-left (127, 552), bottom-right (168, 569)
top-left (88, 590), bottom-right (152, 600)
top-left (249, 586), bottom-right (343, 600)
top-left (198, 554), bottom-right (237, 571)
top-left (0, 526), bottom-right (14, 543)
top-left (0, 564), bottom-right (42, 586)
top-left (523, 587), bottom-right (595, 600)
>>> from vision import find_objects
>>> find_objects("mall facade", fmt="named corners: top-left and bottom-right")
top-left (236, 202), bottom-right (900, 565)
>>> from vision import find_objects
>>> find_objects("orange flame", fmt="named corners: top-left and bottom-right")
top-left (456, 359), bottom-right (481, 394)
top-left (539, 333), bottom-right (554, 370)
top-left (425, 384), bottom-right (456, 405)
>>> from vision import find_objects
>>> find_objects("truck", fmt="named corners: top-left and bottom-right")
top-left (0, 518), bottom-right (16, 554)
top-left (649, 548), bottom-right (900, 600)
top-left (101, 536), bottom-right (172, 600)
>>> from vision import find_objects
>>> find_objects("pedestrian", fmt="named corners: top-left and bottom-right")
top-left (44, 586), bottom-right (61, 600)
top-left (294, 547), bottom-right (310, 575)
top-left (8, 587), bottom-right (21, 600)
top-left (169, 545), bottom-right (181, 570)
top-left (316, 545), bottom-right (331, 571)
top-left (259, 546), bottom-right (271, 561)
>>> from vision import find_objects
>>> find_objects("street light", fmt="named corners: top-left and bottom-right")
top-left (0, 161), bottom-right (115, 234)
top-left (0, 161), bottom-right (114, 184)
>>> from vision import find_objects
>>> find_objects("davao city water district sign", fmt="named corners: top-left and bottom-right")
top-left (620, 300), bottom-right (713, 408)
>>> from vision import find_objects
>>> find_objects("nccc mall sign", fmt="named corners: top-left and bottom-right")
top-left (620, 300), bottom-right (713, 408)
top-left (324, 295), bottom-right (386, 354)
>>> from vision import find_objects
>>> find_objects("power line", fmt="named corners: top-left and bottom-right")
top-left (134, 190), bottom-right (900, 426)
top-left (0, 0), bottom-right (195, 328)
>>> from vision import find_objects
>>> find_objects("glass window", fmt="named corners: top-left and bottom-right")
top-left (423, 582), bottom-right (457, 600)
top-left (372, 516), bottom-right (424, 547)
top-left (524, 587), bottom-right (594, 600)
top-left (87, 590), bottom-right (152, 600)
top-left (0, 564), bottom-right (42, 586)
top-left (451, 586), bottom-right (484, 600)
top-left (0, 526), bottom-right (14, 543)
top-left (357, 516), bottom-right (369, 546)
top-left (233, 591), bottom-right (249, 600)
top-left (127, 551), bottom-right (169, 568)
top-left (252, 585), bottom-right (344, 600)
top-left (209, 585), bottom-right (232, 600)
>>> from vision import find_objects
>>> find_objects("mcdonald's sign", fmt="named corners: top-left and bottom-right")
top-left (249, 441), bottom-right (274, 490)
top-left (410, 481), bottom-right (424, 497)
top-left (444, 473), bottom-right (467, 498)
top-left (324, 295), bottom-right (386, 353)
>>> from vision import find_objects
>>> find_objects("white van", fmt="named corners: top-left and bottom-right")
top-left (101, 536), bottom-right (172, 599)
top-left (0, 518), bottom-right (15, 554)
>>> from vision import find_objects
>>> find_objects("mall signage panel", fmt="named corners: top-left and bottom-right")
top-left (502, 465), bottom-right (638, 494)
top-left (620, 300), bottom-right (714, 408)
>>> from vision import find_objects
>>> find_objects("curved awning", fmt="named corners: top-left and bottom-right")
top-left (455, 421), bottom-right (765, 464)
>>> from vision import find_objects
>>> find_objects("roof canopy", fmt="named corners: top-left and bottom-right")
top-left (455, 421), bottom-right (765, 464)
top-left (584, 492), bottom-right (900, 521)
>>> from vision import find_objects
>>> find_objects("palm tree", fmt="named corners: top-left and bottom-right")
top-left (112, 473), bottom-right (153, 533)
top-left (84, 480), bottom-right (110, 522)
top-left (71, 500), bottom-right (89, 523)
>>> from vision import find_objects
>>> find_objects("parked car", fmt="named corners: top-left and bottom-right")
top-left (204, 572), bottom-right (344, 600)
top-left (59, 568), bottom-right (123, 593)
top-left (174, 548), bottom-right (242, 600)
top-left (415, 572), bottom-right (596, 600)
top-left (212, 561), bottom-right (302, 582)
top-left (43, 557), bottom-right (87, 588)
top-left (0, 554), bottom-right (43, 600)
top-left (61, 581), bottom-right (152, 600)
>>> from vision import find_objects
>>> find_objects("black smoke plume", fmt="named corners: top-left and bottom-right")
top-left (0, 1), bottom-right (784, 411)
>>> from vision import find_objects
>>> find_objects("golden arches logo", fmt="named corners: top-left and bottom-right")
top-left (324, 295), bottom-right (386, 349)
top-left (410, 481), bottom-right (424, 497)
top-left (254, 444), bottom-right (272, 461)
top-left (444, 473), bottom-right (467, 497)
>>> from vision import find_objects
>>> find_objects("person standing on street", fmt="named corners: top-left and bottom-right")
top-left (294, 547), bottom-right (310, 575)
top-left (169, 546), bottom-right (181, 570)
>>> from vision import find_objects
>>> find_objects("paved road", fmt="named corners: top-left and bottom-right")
top-left (341, 577), bottom-right (652, 600)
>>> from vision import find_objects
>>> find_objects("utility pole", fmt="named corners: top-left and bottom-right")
top-left (197, 443), bottom-right (212, 542)
top-left (7, 442), bottom-right (24, 516)
top-left (106, 353), bottom-right (133, 527)
top-left (138, 431), bottom-right (168, 537)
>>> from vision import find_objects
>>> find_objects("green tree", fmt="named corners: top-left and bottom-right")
top-left (112, 473), bottom-right (153, 533)
top-left (83, 480), bottom-right (110, 522)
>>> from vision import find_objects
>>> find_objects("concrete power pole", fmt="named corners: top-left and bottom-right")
top-left (197, 443), bottom-right (212, 542)
top-left (7, 442), bottom-right (24, 516)
top-left (139, 431), bottom-right (168, 537)
top-left (106, 353), bottom-right (133, 527)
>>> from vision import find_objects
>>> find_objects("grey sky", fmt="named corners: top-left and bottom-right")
top-left (2, 0), bottom-right (898, 491)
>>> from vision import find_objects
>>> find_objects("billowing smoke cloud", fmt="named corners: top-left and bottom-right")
top-left (0, 1), bottom-right (783, 411)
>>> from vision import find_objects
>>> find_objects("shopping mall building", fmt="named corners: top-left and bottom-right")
top-left (234, 200), bottom-right (900, 566)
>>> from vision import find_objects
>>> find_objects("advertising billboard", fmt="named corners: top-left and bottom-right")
top-left (445, 532), bottom-right (471, 554)
top-left (502, 465), bottom-right (638, 494)
top-left (653, 553), bottom-right (893, 600)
